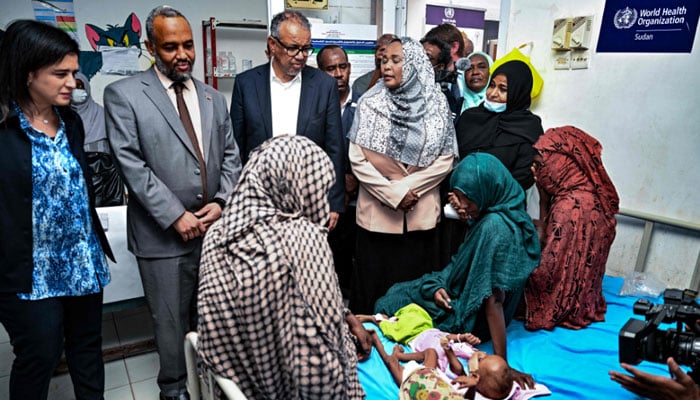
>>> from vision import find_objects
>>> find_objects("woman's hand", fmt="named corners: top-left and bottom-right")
top-left (511, 368), bottom-right (535, 390)
top-left (433, 288), bottom-right (453, 311)
top-left (398, 189), bottom-right (419, 211)
top-left (447, 191), bottom-right (460, 209)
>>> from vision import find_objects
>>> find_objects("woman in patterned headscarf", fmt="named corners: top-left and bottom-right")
top-left (197, 136), bottom-right (366, 399)
top-left (346, 37), bottom-right (458, 314)
top-left (525, 126), bottom-right (619, 331)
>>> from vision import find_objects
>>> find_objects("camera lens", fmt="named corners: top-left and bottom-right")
top-left (674, 332), bottom-right (700, 368)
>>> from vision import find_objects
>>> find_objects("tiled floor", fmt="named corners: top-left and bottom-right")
top-left (0, 306), bottom-right (161, 400)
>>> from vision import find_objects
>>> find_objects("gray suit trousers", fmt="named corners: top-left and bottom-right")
top-left (137, 245), bottom-right (201, 396)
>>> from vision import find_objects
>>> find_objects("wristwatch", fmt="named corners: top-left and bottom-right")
top-left (210, 197), bottom-right (226, 209)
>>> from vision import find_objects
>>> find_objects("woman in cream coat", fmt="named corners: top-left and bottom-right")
top-left (347, 37), bottom-right (458, 314)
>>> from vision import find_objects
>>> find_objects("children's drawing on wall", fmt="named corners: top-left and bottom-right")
top-left (32, 0), bottom-right (79, 43)
top-left (83, 13), bottom-right (143, 77)
top-left (86, 13), bottom-right (141, 51)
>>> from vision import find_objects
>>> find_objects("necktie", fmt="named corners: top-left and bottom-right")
top-left (173, 82), bottom-right (207, 204)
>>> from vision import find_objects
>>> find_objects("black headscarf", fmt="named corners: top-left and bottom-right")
top-left (455, 60), bottom-right (543, 188)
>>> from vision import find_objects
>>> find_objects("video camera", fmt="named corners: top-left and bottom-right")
top-left (435, 69), bottom-right (458, 85)
top-left (619, 288), bottom-right (700, 382)
top-left (434, 57), bottom-right (472, 86)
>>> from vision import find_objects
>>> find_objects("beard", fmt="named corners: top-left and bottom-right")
top-left (154, 53), bottom-right (193, 82)
top-left (285, 67), bottom-right (301, 77)
top-left (271, 56), bottom-right (303, 78)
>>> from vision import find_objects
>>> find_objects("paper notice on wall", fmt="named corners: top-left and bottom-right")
top-left (310, 23), bottom-right (378, 84)
top-left (99, 46), bottom-right (142, 75)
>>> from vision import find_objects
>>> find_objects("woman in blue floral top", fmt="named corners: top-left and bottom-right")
top-left (0, 20), bottom-right (114, 400)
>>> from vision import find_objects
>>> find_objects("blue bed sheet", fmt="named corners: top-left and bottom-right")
top-left (358, 275), bottom-right (681, 399)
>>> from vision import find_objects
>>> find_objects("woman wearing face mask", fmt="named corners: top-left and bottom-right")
top-left (455, 60), bottom-right (543, 190)
top-left (71, 72), bottom-right (125, 206)
top-left (437, 51), bottom-right (496, 267)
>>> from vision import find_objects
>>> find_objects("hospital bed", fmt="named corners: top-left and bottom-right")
top-left (185, 276), bottom-right (678, 399)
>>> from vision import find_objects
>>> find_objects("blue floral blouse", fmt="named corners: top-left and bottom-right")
top-left (15, 105), bottom-right (110, 300)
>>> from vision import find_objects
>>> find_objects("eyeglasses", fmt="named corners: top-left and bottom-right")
top-left (271, 36), bottom-right (315, 57)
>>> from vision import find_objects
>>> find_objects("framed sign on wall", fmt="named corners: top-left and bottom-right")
top-left (286, 0), bottom-right (328, 11)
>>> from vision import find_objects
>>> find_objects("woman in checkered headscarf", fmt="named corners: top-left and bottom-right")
top-left (197, 135), bottom-right (365, 399)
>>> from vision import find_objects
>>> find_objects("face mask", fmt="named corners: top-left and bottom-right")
top-left (71, 89), bottom-right (88, 105)
top-left (483, 99), bottom-right (506, 113)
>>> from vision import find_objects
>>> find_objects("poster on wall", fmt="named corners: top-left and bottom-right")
top-left (287, 0), bottom-right (328, 10)
top-left (425, 4), bottom-right (485, 52)
top-left (310, 23), bottom-right (377, 84)
top-left (597, 0), bottom-right (699, 52)
top-left (33, 0), bottom-right (79, 43)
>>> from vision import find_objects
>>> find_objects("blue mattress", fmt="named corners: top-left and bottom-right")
top-left (357, 275), bottom-right (680, 399)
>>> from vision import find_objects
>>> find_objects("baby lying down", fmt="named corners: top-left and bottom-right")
top-left (360, 310), bottom-right (551, 400)
top-left (370, 329), bottom-right (512, 399)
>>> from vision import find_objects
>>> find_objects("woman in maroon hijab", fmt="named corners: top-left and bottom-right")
top-left (525, 125), bottom-right (620, 331)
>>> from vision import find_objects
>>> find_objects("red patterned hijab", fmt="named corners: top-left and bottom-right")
top-left (534, 125), bottom-right (620, 217)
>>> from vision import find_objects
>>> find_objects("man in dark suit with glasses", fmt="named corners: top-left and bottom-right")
top-left (230, 10), bottom-right (345, 230)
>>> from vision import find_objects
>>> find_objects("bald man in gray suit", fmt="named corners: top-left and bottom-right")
top-left (104, 6), bottom-right (241, 400)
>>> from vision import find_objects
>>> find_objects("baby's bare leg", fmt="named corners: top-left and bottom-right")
top-left (422, 347), bottom-right (438, 369)
top-left (354, 314), bottom-right (379, 324)
top-left (370, 330), bottom-right (404, 386)
top-left (394, 346), bottom-right (425, 363)
top-left (394, 347), bottom-right (439, 369)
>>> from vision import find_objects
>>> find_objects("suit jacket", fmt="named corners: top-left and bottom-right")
top-left (105, 67), bottom-right (242, 258)
top-left (349, 142), bottom-right (454, 234)
top-left (340, 91), bottom-right (358, 173)
top-left (230, 63), bottom-right (345, 212)
top-left (0, 107), bottom-right (114, 293)
top-left (351, 70), bottom-right (374, 100)
top-left (341, 91), bottom-right (358, 137)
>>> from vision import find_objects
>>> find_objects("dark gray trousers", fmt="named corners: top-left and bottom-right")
top-left (137, 246), bottom-right (201, 397)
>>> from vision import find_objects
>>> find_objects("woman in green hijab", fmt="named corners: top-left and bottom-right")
top-left (375, 153), bottom-right (540, 387)
top-left (457, 51), bottom-right (494, 114)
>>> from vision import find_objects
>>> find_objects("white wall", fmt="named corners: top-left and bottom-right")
top-left (502, 0), bottom-right (700, 289)
top-left (1, 0), bottom-right (269, 107)
top-left (5, 0), bottom-right (698, 289)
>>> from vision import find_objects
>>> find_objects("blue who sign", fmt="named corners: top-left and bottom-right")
top-left (597, 0), bottom-right (699, 52)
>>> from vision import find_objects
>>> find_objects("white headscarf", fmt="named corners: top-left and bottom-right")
top-left (347, 37), bottom-right (457, 167)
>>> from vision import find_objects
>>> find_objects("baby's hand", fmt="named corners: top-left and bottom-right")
top-left (452, 372), bottom-right (479, 389)
top-left (439, 335), bottom-right (450, 351)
